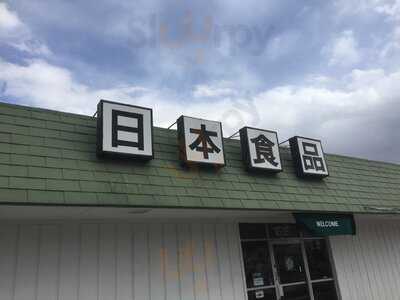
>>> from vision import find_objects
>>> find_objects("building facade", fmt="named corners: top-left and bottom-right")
top-left (0, 101), bottom-right (400, 300)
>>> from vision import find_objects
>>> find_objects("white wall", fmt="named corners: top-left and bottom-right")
top-left (3, 216), bottom-right (400, 300)
top-left (0, 222), bottom-right (246, 300)
top-left (330, 217), bottom-right (400, 300)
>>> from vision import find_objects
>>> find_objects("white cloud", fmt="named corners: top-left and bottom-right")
top-left (347, 68), bottom-right (385, 88)
top-left (0, 3), bottom-right (22, 30)
top-left (326, 30), bottom-right (361, 67)
top-left (1, 57), bottom-right (400, 161)
top-left (335, 0), bottom-right (400, 18)
top-left (0, 60), bottom-right (394, 127)
top-left (379, 26), bottom-right (400, 60)
top-left (0, 59), bottom-right (93, 113)
top-left (193, 81), bottom-right (237, 98)
top-left (0, 59), bottom-right (159, 117)
top-left (265, 30), bottom-right (301, 61)
top-left (0, 59), bottom-right (237, 127)
top-left (305, 74), bottom-right (334, 86)
top-left (375, 0), bottom-right (400, 20)
top-left (334, 0), bottom-right (400, 64)
top-left (0, 3), bottom-right (50, 56)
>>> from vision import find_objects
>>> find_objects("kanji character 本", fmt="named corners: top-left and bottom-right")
top-left (250, 134), bottom-right (279, 166)
top-left (189, 124), bottom-right (221, 159)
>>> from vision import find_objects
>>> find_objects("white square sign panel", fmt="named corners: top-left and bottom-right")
top-left (289, 136), bottom-right (329, 178)
top-left (239, 127), bottom-right (282, 172)
top-left (97, 100), bottom-right (153, 159)
top-left (177, 116), bottom-right (225, 166)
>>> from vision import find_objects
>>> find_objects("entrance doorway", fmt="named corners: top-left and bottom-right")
top-left (240, 223), bottom-right (338, 300)
top-left (271, 242), bottom-right (309, 300)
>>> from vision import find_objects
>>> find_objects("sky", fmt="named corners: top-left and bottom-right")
top-left (0, 0), bottom-right (400, 163)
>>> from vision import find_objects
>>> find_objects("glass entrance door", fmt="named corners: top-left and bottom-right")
top-left (239, 223), bottom-right (339, 300)
top-left (270, 242), bottom-right (311, 300)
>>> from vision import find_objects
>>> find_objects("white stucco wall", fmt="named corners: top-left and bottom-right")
top-left (0, 222), bottom-right (246, 300)
top-left (330, 216), bottom-right (400, 300)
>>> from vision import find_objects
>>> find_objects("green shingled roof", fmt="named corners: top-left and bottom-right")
top-left (0, 101), bottom-right (399, 213)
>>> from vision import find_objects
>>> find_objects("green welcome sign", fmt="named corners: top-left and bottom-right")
top-left (294, 213), bottom-right (356, 236)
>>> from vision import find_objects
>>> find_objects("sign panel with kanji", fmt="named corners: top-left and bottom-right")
top-left (97, 100), bottom-right (153, 159)
top-left (177, 116), bottom-right (225, 166)
top-left (289, 136), bottom-right (329, 178)
top-left (240, 127), bottom-right (282, 172)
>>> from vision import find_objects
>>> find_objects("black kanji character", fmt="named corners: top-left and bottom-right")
top-left (111, 109), bottom-right (144, 150)
top-left (250, 134), bottom-right (278, 166)
top-left (189, 124), bottom-right (221, 159)
top-left (301, 142), bottom-right (325, 172)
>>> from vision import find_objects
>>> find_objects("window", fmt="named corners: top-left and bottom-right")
top-left (241, 241), bottom-right (274, 289)
top-left (305, 239), bottom-right (333, 280)
top-left (239, 223), bottom-right (339, 300)
top-left (312, 281), bottom-right (338, 300)
top-left (273, 243), bottom-right (306, 284)
top-left (305, 239), bottom-right (338, 300)
top-left (247, 288), bottom-right (276, 300)
top-left (240, 224), bottom-right (276, 299)
top-left (240, 223), bottom-right (268, 239)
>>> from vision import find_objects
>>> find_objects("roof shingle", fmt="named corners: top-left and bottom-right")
top-left (0, 101), bottom-right (399, 213)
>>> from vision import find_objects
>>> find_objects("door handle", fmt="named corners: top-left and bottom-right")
top-left (278, 284), bottom-right (284, 299)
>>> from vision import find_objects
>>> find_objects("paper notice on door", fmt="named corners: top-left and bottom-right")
top-left (255, 290), bottom-right (264, 299)
top-left (253, 277), bottom-right (264, 286)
